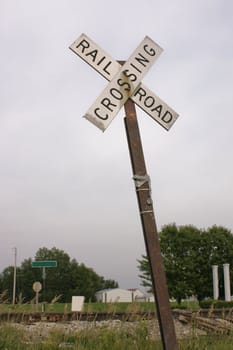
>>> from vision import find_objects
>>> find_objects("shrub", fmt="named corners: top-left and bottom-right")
top-left (199, 299), bottom-right (233, 309)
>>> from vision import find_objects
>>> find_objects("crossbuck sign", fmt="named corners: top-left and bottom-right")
top-left (70, 34), bottom-right (179, 131)
top-left (69, 34), bottom-right (179, 350)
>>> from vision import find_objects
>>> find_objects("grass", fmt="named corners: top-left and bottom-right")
top-left (1, 301), bottom-right (232, 348)
top-left (0, 300), bottom-right (232, 349)
top-left (0, 322), bottom-right (233, 349)
top-left (0, 323), bottom-right (162, 349)
top-left (0, 300), bottom-right (200, 314)
top-left (179, 334), bottom-right (233, 350)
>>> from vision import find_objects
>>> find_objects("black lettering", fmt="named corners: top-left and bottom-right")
top-left (133, 87), bottom-right (146, 101)
top-left (135, 53), bottom-right (149, 67)
top-left (152, 104), bottom-right (162, 117)
top-left (94, 108), bottom-right (108, 120)
top-left (101, 98), bottom-right (117, 112)
top-left (162, 111), bottom-right (173, 123)
top-left (103, 61), bottom-right (112, 75)
top-left (117, 78), bottom-right (131, 92)
top-left (110, 88), bottom-right (123, 100)
top-left (143, 44), bottom-right (156, 56)
top-left (123, 69), bottom-right (137, 82)
top-left (130, 62), bottom-right (142, 74)
top-left (144, 96), bottom-right (155, 108)
top-left (86, 49), bottom-right (98, 62)
top-left (76, 39), bottom-right (90, 53)
top-left (97, 56), bottom-right (106, 65)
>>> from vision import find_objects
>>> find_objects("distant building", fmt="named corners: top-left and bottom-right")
top-left (95, 288), bottom-right (145, 303)
top-left (127, 288), bottom-right (145, 301)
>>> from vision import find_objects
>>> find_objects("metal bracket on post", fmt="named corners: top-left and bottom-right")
top-left (133, 174), bottom-right (153, 207)
top-left (133, 174), bottom-right (150, 188)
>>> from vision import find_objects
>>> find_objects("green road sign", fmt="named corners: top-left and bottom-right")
top-left (32, 261), bottom-right (57, 268)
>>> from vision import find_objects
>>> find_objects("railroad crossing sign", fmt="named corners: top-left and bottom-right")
top-left (69, 34), bottom-right (179, 350)
top-left (70, 33), bottom-right (179, 131)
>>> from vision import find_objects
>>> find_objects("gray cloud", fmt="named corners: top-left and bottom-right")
top-left (0, 0), bottom-right (232, 289)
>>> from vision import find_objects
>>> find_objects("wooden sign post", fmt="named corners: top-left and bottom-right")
top-left (69, 34), bottom-right (179, 350)
top-left (123, 97), bottom-right (177, 350)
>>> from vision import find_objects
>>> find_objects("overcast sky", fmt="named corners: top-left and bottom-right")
top-left (1, 0), bottom-right (233, 291)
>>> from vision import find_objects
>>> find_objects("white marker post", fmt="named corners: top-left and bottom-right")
top-left (212, 265), bottom-right (219, 300)
top-left (223, 263), bottom-right (231, 301)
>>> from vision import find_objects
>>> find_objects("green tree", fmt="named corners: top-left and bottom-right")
top-left (0, 266), bottom-right (15, 302)
top-left (18, 258), bottom-right (41, 301)
top-left (195, 225), bottom-right (233, 300)
top-left (34, 247), bottom-right (73, 302)
top-left (0, 247), bottom-right (118, 303)
top-left (161, 224), bottom-right (201, 303)
top-left (137, 255), bottom-right (153, 292)
top-left (68, 263), bottom-right (118, 301)
top-left (138, 224), bottom-right (233, 303)
top-left (103, 279), bottom-right (119, 290)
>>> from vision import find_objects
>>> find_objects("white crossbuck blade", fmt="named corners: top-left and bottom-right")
top-left (70, 33), bottom-right (179, 131)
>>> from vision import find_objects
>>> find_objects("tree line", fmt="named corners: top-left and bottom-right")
top-left (1, 224), bottom-right (232, 305)
top-left (138, 224), bottom-right (233, 303)
top-left (0, 247), bottom-right (118, 303)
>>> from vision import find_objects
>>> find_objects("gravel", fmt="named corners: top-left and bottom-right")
top-left (12, 318), bottom-right (206, 343)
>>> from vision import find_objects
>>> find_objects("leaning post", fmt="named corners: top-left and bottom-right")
top-left (69, 33), bottom-right (180, 350)
top-left (123, 97), bottom-right (178, 350)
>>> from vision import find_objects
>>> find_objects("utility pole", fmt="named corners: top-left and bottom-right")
top-left (12, 247), bottom-right (17, 305)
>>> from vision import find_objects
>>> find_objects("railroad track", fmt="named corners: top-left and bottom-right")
top-left (0, 311), bottom-right (157, 323)
top-left (173, 309), bottom-right (233, 334)
top-left (1, 309), bottom-right (233, 335)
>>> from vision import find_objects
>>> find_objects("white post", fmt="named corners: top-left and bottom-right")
top-left (212, 265), bottom-right (219, 300)
top-left (223, 263), bottom-right (231, 301)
